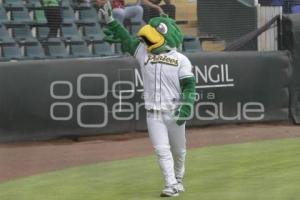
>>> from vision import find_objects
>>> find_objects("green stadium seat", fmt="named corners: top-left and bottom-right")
top-left (90, 41), bottom-right (114, 57)
top-left (1, 42), bottom-right (23, 60)
top-left (68, 40), bottom-right (92, 57)
top-left (182, 36), bottom-right (202, 52)
top-left (31, 6), bottom-right (48, 40)
top-left (29, 1), bottom-right (47, 24)
top-left (33, 9), bottom-right (47, 23)
top-left (42, 38), bottom-right (69, 58)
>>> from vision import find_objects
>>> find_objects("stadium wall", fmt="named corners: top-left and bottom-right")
top-left (0, 51), bottom-right (292, 142)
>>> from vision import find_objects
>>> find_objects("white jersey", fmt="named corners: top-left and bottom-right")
top-left (134, 43), bottom-right (194, 111)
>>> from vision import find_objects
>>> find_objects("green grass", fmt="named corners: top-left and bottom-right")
top-left (0, 138), bottom-right (300, 200)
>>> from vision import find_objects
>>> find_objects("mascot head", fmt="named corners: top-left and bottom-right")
top-left (137, 14), bottom-right (183, 54)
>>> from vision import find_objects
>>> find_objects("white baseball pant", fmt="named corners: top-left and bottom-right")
top-left (146, 110), bottom-right (186, 187)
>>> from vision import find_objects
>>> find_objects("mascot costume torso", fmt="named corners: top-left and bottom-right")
top-left (99, 1), bottom-right (195, 197)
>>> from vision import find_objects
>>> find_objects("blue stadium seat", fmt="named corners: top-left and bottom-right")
top-left (10, 7), bottom-right (32, 24)
top-left (62, 7), bottom-right (76, 23)
top-left (42, 38), bottom-right (69, 58)
top-left (35, 26), bottom-right (49, 40)
top-left (1, 42), bottom-right (23, 60)
top-left (80, 22), bottom-right (104, 42)
top-left (76, 6), bottom-right (99, 23)
top-left (61, 22), bottom-right (82, 41)
top-left (90, 41), bottom-right (114, 57)
top-left (61, 0), bottom-right (72, 8)
top-left (0, 6), bottom-right (9, 24)
top-left (0, 24), bottom-right (15, 43)
top-left (26, 0), bottom-right (42, 7)
top-left (10, 24), bottom-right (37, 42)
top-left (182, 36), bottom-right (202, 52)
top-left (3, 0), bottom-right (24, 8)
top-left (22, 41), bottom-right (45, 59)
top-left (68, 40), bottom-right (92, 57)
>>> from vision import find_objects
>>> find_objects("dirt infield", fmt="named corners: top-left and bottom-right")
top-left (1, 123), bottom-right (300, 183)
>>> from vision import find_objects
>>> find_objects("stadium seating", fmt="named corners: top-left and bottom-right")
top-left (61, 0), bottom-right (72, 8)
top-left (0, 24), bottom-right (15, 43)
top-left (62, 7), bottom-right (76, 23)
top-left (61, 22), bottom-right (82, 41)
top-left (75, 5), bottom-right (99, 23)
top-left (42, 38), bottom-right (68, 58)
top-left (26, 0), bottom-right (42, 8)
top-left (0, 0), bottom-right (200, 61)
top-left (10, 7), bottom-right (32, 24)
top-left (21, 41), bottom-right (45, 59)
top-left (34, 26), bottom-right (49, 40)
top-left (67, 40), bottom-right (91, 57)
top-left (80, 22), bottom-right (104, 42)
top-left (3, 0), bottom-right (24, 8)
top-left (0, 1), bottom-right (99, 61)
top-left (1, 42), bottom-right (23, 60)
top-left (89, 41), bottom-right (115, 57)
top-left (9, 24), bottom-right (37, 42)
top-left (0, 5), bottom-right (9, 24)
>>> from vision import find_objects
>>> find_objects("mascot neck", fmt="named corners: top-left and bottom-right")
top-left (151, 44), bottom-right (175, 55)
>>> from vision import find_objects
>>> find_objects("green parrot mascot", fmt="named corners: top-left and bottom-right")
top-left (99, 1), bottom-right (196, 126)
top-left (99, 1), bottom-right (196, 197)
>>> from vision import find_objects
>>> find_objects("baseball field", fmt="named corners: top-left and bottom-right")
top-left (0, 124), bottom-right (300, 200)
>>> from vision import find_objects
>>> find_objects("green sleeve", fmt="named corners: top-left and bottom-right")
top-left (175, 76), bottom-right (196, 125)
top-left (106, 20), bottom-right (140, 56)
top-left (180, 76), bottom-right (196, 107)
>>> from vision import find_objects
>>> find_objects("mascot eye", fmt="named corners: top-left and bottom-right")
top-left (156, 23), bottom-right (168, 35)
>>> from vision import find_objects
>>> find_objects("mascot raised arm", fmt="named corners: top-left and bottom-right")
top-left (99, 1), bottom-right (196, 197)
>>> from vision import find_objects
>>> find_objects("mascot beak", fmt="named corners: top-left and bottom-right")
top-left (137, 25), bottom-right (165, 53)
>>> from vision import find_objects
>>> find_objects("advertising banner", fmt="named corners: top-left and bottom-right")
top-left (0, 57), bottom-right (137, 142)
top-left (0, 51), bottom-right (292, 142)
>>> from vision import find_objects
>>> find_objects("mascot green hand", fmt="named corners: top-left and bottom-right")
top-left (99, 1), bottom-right (195, 126)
